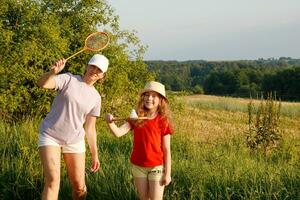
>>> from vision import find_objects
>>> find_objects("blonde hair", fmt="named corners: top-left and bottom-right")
top-left (131, 92), bottom-right (172, 127)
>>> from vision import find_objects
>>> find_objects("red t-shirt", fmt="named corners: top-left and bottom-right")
top-left (129, 115), bottom-right (173, 167)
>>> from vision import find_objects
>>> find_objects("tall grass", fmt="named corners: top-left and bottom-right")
top-left (182, 95), bottom-right (300, 119)
top-left (0, 120), bottom-right (42, 200)
top-left (1, 95), bottom-right (300, 199)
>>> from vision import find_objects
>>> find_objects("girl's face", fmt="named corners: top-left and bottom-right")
top-left (84, 65), bottom-right (104, 82)
top-left (143, 91), bottom-right (161, 111)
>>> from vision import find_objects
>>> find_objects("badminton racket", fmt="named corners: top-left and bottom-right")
top-left (65, 32), bottom-right (109, 61)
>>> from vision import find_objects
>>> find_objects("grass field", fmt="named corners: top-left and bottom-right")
top-left (1, 95), bottom-right (300, 199)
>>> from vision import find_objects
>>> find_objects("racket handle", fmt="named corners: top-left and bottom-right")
top-left (111, 118), bottom-right (128, 121)
top-left (65, 48), bottom-right (86, 61)
top-left (111, 117), bottom-right (148, 121)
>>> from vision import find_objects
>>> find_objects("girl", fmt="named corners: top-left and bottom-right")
top-left (105, 81), bottom-right (173, 200)
top-left (37, 54), bottom-right (109, 200)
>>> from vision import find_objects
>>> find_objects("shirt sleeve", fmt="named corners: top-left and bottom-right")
top-left (54, 73), bottom-right (71, 91)
top-left (161, 118), bottom-right (174, 136)
top-left (88, 97), bottom-right (101, 117)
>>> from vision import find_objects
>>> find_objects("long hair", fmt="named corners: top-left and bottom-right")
top-left (131, 92), bottom-right (172, 127)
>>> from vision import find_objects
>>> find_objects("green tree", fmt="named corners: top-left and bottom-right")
top-left (262, 67), bottom-right (300, 100)
top-left (146, 58), bottom-right (300, 100)
top-left (0, 0), bottom-right (154, 122)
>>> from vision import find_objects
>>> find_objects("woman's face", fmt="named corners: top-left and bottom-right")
top-left (143, 91), bottom-right (161, 111)
top-left (85, 65), bottom-right (104, 82)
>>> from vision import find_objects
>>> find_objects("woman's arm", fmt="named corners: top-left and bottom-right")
top-left (84, 115), bottom-right (100, 173)
top-left (162, 134), bottom-right (172, 186)
top-left (105, 113), bottom-right (131, 137)
top-left (37, 59), bottom-right (66, 89)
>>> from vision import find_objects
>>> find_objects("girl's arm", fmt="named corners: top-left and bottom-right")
top-left (162, 134), bottom-right (172, 186)
top-left (105, 113), bottom-right (131, 137)
top-left (37, 59), bottom-right (66, 89)
top-left (84, 115), bottom-right (100, 173)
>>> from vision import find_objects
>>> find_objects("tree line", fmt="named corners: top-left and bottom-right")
top-left (146, 57), bottom-right (300, 101)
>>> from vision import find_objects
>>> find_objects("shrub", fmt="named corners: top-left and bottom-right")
top-left (192, 85), bottom-right (204, 94)
top-left (246, 92), bottom-right (282, 154)
top-left (0, 0), bottom-right (154, 122)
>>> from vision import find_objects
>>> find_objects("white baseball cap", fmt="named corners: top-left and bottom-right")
top-left (88, 54), bottom-right (109, 73)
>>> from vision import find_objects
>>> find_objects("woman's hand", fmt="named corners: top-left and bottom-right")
top-left (161, 173), bottom-right (171, 186)
top-left (51, 59), bottom-right (66, 74)
top-left (37, 59), bottom-right (66, 88)
top-left (90, 155), bottom-right (100, 173)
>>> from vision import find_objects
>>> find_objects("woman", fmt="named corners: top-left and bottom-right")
top-left (37, 54), bottom-right (109, 200)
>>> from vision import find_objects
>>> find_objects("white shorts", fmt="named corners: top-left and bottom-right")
top-left (131, 164), bottom-right (164, 181)
top-left (38, 134), bottom-right (86, 153)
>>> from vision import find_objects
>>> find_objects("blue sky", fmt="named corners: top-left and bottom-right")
top-left (107, 0), bottom-right (300, 61)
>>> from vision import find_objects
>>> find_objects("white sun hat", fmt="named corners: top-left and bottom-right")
top-left (88, 54), bottom-right (109, 73)
top-left (140, 81), bottom-right (167, 100)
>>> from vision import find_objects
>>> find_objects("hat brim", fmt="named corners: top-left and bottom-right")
top-left (139, 89), bottom-right (168, 101)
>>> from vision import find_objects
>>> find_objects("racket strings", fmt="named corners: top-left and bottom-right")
top-left (85, 33), bottom-right (109, 51)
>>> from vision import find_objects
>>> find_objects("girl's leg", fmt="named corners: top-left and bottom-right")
top-left (149, 180), bottom-right (165, 200)
top-left (39, 146), bottom-right (61, 200)
top-left (63, 153), bottom-right (86, 200)
top-left (134, 177), bottom-right (149, 200)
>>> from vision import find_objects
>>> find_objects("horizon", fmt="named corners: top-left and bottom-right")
top-left (144, 56), bottom-right (300, 62)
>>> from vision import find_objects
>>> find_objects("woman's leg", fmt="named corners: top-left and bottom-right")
top-left (148, 180), bottom-right (165, 200)
top-left (39, 146), bottom-right (61, 200)
top-left (134, 177), bottom-right (149, 200)
top-left (63, 153), bottom-right (86, 200)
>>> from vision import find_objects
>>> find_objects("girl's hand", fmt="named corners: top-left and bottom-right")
top-left (161, 173), bottom-right (171, 186)
top-left (105, 113), bottom-right (114, 123)
top-left (90, 156), bottom-right (100, 173)
top-left (51, 59), bottom-right (66, 74)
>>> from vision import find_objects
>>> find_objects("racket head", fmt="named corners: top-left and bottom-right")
top-left (84, 32), bottom-right (109, 51)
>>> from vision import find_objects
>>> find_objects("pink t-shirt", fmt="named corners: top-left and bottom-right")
top-left (39, 73), bottom-right (101, 145)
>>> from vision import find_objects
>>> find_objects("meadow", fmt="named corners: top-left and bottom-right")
top-left (1, 95), bottom-right (300, 199)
